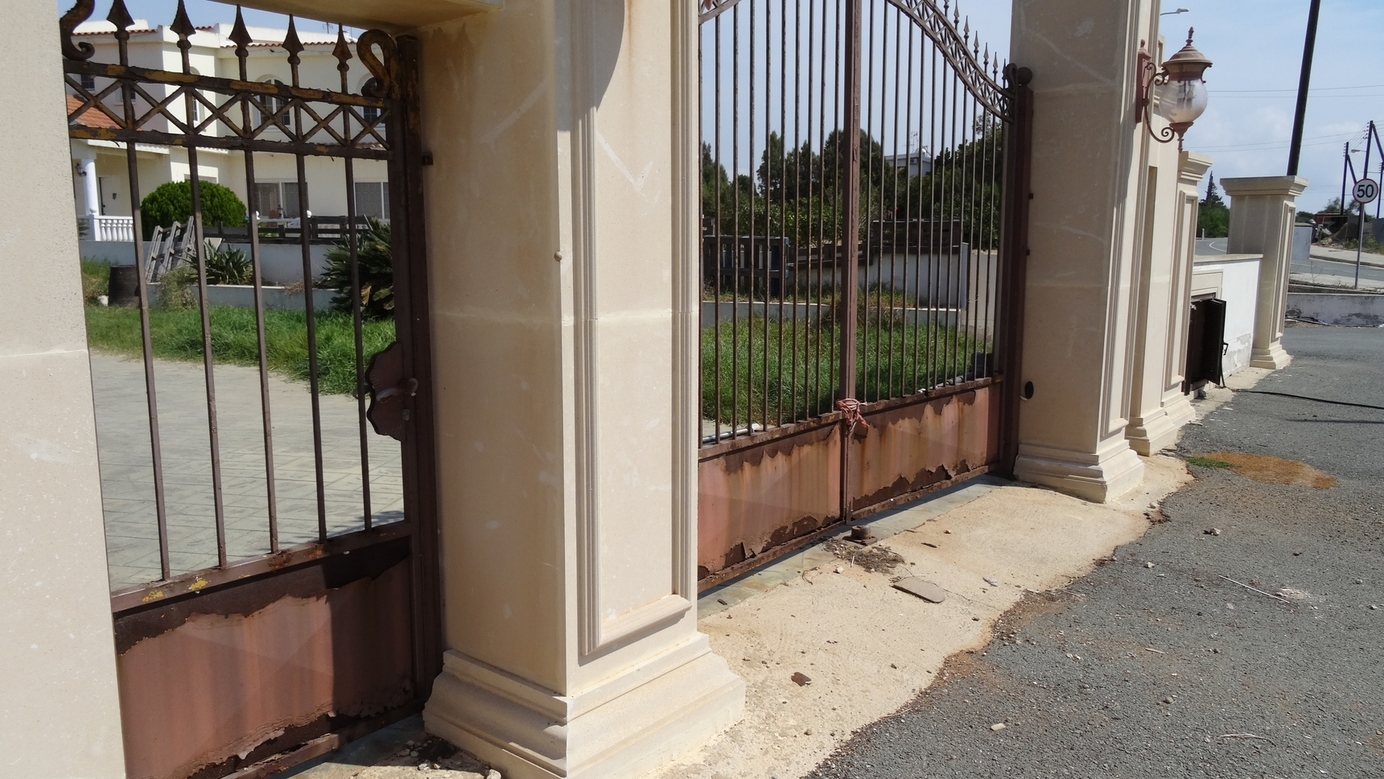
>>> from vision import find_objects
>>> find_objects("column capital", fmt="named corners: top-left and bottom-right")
top-left (1220, 175), bottom-right (1309, 198)
top-left (1178, 151), bottom-right (1212, 186)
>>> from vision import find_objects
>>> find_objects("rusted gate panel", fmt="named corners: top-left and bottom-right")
top-left (696, 0), bottom-right (1031, 589)
top-left (114, 542), bottom-right (415, 779)
top-left (849, 382), bottom-right (1001, 515)
top-left (698, 423), bottom-right (841, 583)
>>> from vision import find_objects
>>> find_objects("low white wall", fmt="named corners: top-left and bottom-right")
top-left (143, 283), bottom-right (338, 312)
top-left (1287, 292), bottom-right (1384, 327)
top-left (78, 241), bottom-right (331, 286)
top-left (1191, 253), bottom-right (1261, 378)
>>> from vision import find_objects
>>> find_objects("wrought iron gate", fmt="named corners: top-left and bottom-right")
top-left (696, 0), bottom-right (1032, 586)
top-left (61, 1), bottom-right (439, 776)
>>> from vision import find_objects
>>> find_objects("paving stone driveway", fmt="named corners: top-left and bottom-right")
top-left (90, 352), bottom-right (404, 590)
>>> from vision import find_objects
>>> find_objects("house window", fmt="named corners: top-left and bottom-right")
top-left (80, 73), bottom-right (96, 90)
top-left (254, 181), bottom-right (303, 219)
top-left (362, 105), bottom-right (381, 125)
top-left (258, 79), bottom-right (293, 130)
top-left (353, 181), bottom-right (389, 220)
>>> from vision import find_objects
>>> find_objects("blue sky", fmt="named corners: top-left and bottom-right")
top-left (74, 0), bottom-right (1383, 211)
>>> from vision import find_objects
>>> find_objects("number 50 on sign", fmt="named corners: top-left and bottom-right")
top-left (1355, 178), bottom-right (1379, 205)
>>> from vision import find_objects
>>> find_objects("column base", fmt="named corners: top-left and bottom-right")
top-left (1160, 390), bottom-right (1195, 433)
top-left (1249, 342), bottom-right (1291, 370)
top-left (1125, 407), bottom-right (1182, 457)
top-left (1014, 441), bottom-right (1145, 503)
top-left (423, 635), bottom-right (745, 779)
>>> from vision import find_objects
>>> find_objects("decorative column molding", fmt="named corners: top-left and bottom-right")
top-left (1220, 175), bottom-right (1308, 370)
top-left (417, 1), bottom-right (743, 776)
top-left (1160, 151), bottom-right (1213, 427)
top-left (77, 153), bottom-right (99, 217)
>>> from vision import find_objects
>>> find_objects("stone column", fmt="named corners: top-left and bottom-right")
top-left (415, 2), bottom-right (744, 778)
top-left (1220, 175), bottom-right (1308, 370)
top-left (1161, 152), bottom-right (1213, 422)
top-left (1125, 129), bottom-right (1184, 456)
top-left (77, 152), bottom-right (100, 217)
top-left (0, 1), bottom-right (127, 777)
top-left (1009, 0), bottom-right (1156, 501)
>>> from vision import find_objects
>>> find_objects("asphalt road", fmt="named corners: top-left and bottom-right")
top-left (807, 325), bottom-right (1384, 778)
top-left (1291, 255), bottom-right (1384, 287)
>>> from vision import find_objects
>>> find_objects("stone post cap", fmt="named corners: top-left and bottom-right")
top-left (1219, 175), bottom-right (1309, 198)
top-left (1178, 151), bottom-right (1213, 183)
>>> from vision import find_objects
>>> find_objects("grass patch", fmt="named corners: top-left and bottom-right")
top-left (702, 315), bottom-right (987, 426)
top-left (84, 304), bottom-right (394, 395)
top-left (81, 258), bottom-right (110, 303)
top-left (1186, 455), bottom-right (1233, 469)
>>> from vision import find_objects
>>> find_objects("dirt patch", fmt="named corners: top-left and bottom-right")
top-left (1203, 451), bottom-right (1337, 489)
top-left (822, 538), bottom-right (905, 573)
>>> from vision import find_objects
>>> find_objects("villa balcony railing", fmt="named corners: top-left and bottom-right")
top-left (82, 214), bottom-right (135, 243)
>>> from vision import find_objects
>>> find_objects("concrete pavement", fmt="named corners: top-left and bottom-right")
top-left (803, 325), bottom-right (1384, 778)
top-left (91, 352), bottom-right (404, 589)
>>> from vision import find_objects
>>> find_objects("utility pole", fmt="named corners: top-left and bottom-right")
top-left (1287, 0), bottom-right (1322, 176)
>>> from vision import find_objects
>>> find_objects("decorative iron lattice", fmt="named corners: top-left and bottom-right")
top-left (60, 0), bottom-right (398, 158)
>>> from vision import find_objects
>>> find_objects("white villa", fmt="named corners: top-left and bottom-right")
top-left (68, 18), bottom-right (390, 255)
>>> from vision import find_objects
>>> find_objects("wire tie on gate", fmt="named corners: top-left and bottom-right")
top-left (836, 398), bottom-right (870, 436)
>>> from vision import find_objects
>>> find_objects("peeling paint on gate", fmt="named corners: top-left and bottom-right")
top-left (697, 383), bottom-right (1002, 586)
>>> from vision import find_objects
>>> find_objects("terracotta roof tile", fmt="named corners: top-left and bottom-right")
top-left (66, 94), bottom-right (121, 130)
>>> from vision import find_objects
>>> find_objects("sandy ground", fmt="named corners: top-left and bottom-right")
top-left (648, 456), bottom-right (1190, 779)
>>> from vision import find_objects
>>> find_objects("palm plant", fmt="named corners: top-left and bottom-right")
top-left (322, 218), bottom-right (393, 320)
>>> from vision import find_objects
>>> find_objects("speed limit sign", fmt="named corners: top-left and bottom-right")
top-left (1355, 178), bottom-right (1380, 205)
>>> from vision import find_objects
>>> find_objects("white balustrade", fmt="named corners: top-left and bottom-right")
top-left (84, 215), bottom-right (135, 243)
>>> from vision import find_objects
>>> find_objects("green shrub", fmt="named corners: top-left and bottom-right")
top-left (80, 258), bottom-right (110, 303)
top-left (321, 217), bottom-right (394, 320)
top-left (140, 180), bottom-right (246, 239)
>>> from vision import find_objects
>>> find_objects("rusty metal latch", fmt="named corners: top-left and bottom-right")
top-left (364, 342), bottom-right (413, 441)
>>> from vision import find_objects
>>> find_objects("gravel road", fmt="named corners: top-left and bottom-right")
top-left (806, 325), bottom-right (1384, 778)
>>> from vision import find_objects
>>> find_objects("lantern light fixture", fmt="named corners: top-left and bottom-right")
top-left (1136, 28), bottom-right (1213, 150)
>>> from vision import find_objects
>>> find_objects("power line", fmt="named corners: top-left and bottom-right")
top-left (1213, 83), bottom-right (1384, 94)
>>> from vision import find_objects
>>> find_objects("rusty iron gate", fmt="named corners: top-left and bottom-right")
top-left (61, 1), bottom-right (440, 776)
top-left (696, 0), bottom-right (1033, 586)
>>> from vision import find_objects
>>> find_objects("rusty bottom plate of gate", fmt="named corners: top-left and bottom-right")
top-left (113, 539), bottom-right (416, 779)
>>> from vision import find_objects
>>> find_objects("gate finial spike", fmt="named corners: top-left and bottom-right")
top-left (283, 15), bottom-right (304, 66)
top-left (333, 24), bottom-right (352, 73)
top-left (229, 6), bottom-right (252, 57)
top-left (170, 0), bottom-right (196, 46)
top-left (107, 0), bottom-right (134, 32)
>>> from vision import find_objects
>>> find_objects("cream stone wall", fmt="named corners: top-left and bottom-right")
top-left (0, 1), bottom-right (127, 777)
top-left (1009, 0), bottom-right (1156, 501)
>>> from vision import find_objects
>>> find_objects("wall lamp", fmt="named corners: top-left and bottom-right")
top-left (1136, 28), bottom-right (1212, 150)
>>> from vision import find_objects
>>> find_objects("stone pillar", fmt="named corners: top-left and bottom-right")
top-left (415, 2), bottom-right (744, 778)
top-left (0, 1), bottom-right (127, 777)
top-left (77, 152), bottom-right (100, 217)
top-left (1009, 0), bottom-right (1156, 501)
top-left (1161, 152), bottom-right (1212, 421)
top-left (1125, 126), bottom-right (1184, 456)
top-left (1220, 175), bottom-right (1308, 370)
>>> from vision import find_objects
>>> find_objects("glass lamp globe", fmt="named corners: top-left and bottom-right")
top-left (1158, 76), bottom-right (1208, 125)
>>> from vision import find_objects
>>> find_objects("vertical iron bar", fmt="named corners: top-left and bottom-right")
top-left (114, 23), bottom-right (171, 581)
top-left (286, 20), bottom-right (330, 541)
top-left (177, 14), bottom-right (229, 568)
top-left (234, 19), bottom-right (280, 553)
top-left (926, 36), bottom-right (942, 391)
top-left (713, 16), bottom-right (723, 442)
top-left (790, 0), bottom-right (804, 425)
top-left (731, 3), bottom-right (741, 437)
top-left (999, 66), bottom-right (1034, 475)
top-left (945, 61), bottom-right (961, 385)
top-left (838, 0), bottom-right (863, 522)
top-left (762, 0), bottom-right (772, 429)
top-left (749, 0), bottom-right (757, 432)
top-left (860, 1), bottom-right (876, 403)
top-left (777, 0), bottom-right (788, 428)
top-left (339, 29), bottom-right (373, 529)
top-left (391, 34), bottom-right (444, 697)
top-left (1286, 0), bottom-right (1322, 176)
top-left (900, 18), bottom-right (916, 393)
